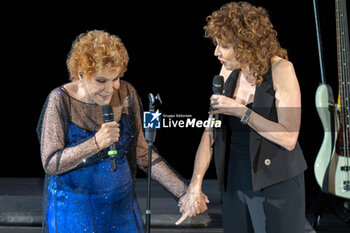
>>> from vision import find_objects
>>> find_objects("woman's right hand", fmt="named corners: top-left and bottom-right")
top-left (95, 122), bottom-right (120, 149)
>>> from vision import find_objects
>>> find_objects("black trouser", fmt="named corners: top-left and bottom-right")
top-left (221, 158), bottom-right (305, 233)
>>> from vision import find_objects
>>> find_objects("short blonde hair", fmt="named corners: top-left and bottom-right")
top-left (66, 30), bottom-right (129, 81)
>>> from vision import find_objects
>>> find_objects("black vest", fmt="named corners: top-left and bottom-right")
top-left (213, 69), bottom-right (307, 191)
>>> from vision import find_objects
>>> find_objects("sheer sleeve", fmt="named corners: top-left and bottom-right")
top-left (125, 83), bottom-right (188, 199)
top-left (37, 88), bottom-right (100, 175)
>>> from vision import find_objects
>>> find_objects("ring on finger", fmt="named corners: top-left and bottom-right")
top-left (210, 99), bottom-right (219, 106)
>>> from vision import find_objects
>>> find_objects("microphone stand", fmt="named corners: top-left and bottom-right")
top-left (144, 93), bottom-right (162, 233)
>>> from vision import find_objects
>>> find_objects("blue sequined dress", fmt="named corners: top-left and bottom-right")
top-left (46, 115), bottom-right (143, 233)
top-left (37, 81), bottom-right (187, 233)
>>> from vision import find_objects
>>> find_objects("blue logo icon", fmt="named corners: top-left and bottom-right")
top-left (143, 110), bottom-right (162, 129)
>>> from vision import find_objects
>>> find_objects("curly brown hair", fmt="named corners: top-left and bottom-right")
top-left (204, 1), bottom-right (288, 85)
top-left (66, 30), bottom-right (129, 81)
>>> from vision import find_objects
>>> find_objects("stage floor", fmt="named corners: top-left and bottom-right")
top-left (0, 178), bottom-right (348, 233)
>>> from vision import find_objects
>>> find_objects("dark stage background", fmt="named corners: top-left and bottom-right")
top-left (1, 0), bottom-right (344, 200)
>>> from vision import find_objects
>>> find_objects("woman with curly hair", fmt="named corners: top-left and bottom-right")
top-left (37, 30), bottom-right (194, 232)
top-left (176, 2), bottom-right (307, 233)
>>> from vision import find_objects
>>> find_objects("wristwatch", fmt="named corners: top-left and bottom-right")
top-left (240, 108), bottom-right (252, 125)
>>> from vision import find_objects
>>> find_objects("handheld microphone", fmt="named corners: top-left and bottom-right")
top-left (212, 75), bottom-right (224, 120)
top-left (212, 75), bottom-right (224, 140)
top-left (102, 104), bottom-right (117, 172)
top-left (212, 75), bottom-right (224, 94)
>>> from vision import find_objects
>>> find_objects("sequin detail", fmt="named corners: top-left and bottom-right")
top-left (46, 115), bottom-right (144, 232)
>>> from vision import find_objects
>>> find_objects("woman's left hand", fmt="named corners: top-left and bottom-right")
top-left (209, 94), bottom-right (246, 118)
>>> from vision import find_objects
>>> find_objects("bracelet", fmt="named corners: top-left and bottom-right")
top-left (94, 135), bottom-right (100, 151)
top-left (175, 191), bottom-right (186, 203)
top-left (176, 189), bottom-right (202, 203)
top-left (177, 193), bottom-right (186, 205)
top-left (178, 191), bottom-right (186, 200)
top-left (240, 108), bottom-right (252, 125)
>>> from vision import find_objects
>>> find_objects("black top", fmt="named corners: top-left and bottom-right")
top-left (228, 103), bottom-right (253, 159)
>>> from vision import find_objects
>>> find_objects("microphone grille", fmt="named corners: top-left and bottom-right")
top-left (212, 75), bottom-right (224, 94)
top-left (102, 104), bottom-right (114, 123)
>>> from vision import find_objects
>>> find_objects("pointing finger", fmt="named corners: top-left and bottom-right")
top-left (175, 210), bottom-right (190, 225)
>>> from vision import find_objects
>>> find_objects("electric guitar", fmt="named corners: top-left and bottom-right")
top-left (314, 0), bottom-right (350, 199)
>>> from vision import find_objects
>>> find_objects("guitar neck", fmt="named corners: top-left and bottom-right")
top-left (336, 0), bottom-right (350, 128)
top-left (336, 0), bottom-right (350, 111)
